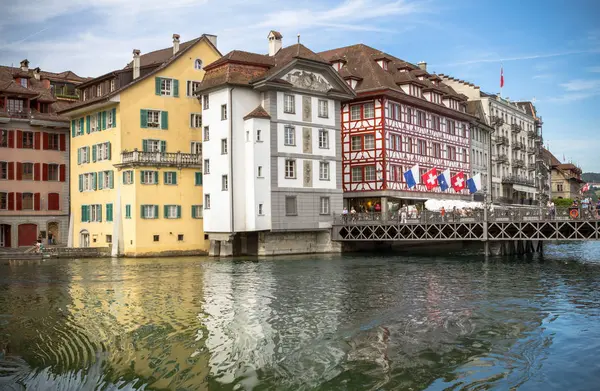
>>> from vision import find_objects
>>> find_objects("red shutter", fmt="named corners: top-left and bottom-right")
top-left (16, 162), bottom-right (22, 180)
top-left (34, 193), bottom-right (41, 211)
top-left (59, 134), bottom-right (66, 151)
top-left (34, 132), bottom-right (41, 150)
top-left (7, 130), bottom-right (14, 148)
top-left (59, 164), bottom-right (66, 182)
top-left (34, 163), bottom-right (40, 181)
top-left (48, 193), bottom-right (60, 210)
top-left (7, 192), bottom-right (14, 210)
top-left (42, 163), bottom-right (48, 181)
top-left (7, 162), bottom-right (14, 180)
top-left (16, 130), bottom-right (22, 148)
top-left (16, 193), bottom-right (22, 210)
top-left (43, 132), bottom-right (49, 150)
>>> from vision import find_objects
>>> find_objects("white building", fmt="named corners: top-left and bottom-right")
top-left (196, 31), bottom-right (355, 256)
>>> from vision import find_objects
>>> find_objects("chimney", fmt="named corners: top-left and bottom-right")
top-left (417, 61), bottom-right (427, 71)
top-left (33, 67), bottom-right (41, 80)
top-left (172, 34), bottom-right (180, 55)
top-left (205, 34), bottom-right (217, 49)
top-left (132, 49), bottom-right (141, 79)
top-left (20, 59), bottom-right (29, 72)
top-left (268, 30), bottom-right (282, 56)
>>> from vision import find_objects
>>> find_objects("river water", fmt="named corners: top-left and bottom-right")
top-left (1, 242), bottom-right (600, 390)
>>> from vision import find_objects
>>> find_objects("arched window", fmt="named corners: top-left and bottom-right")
top-left (194, 59), bottom-right (203, 70)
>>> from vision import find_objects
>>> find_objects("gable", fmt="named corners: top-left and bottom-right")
top-left (282, 69), bottom-right (332, 92)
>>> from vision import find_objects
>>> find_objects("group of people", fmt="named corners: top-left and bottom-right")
top-left (547, 198), bottom-right (600, 219)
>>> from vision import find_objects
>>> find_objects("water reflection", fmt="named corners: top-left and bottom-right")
top-left (0, 242), bottom-right (599, 390)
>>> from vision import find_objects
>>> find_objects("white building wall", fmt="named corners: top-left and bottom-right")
top-left (276, 157), bottom-right (337, 190)
top-left (244, 117), bottom-right (272, 232)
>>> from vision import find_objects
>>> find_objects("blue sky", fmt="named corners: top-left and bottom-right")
top-left (1, 0), bottom-right (598, 171)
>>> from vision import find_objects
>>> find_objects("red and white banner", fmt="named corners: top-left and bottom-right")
top-left (421, 167), bottom-right (438, 190)
top-left (451, 172), bottom-right (466, 192)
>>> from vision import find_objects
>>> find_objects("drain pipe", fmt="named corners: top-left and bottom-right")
top-left (229, 87), bottom-right (235, 236)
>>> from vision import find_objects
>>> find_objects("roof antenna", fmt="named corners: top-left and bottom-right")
top-left (297, 33), bottom-right (300, 44)
top-left (297, 34), bottom-right (301, 55)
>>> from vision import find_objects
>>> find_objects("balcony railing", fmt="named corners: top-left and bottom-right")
top-left (494, 154), bottom-right (509, 163)
top-left (0, 107), bottom-right (31, 119)
top-left (494, 135), bottom-right (509, 145)
top-left (117, 150), bottom-right (203, 168)
top-left (489, 116), bottom-right (504, 126)
top-left (512, 140), bottom-right (524, 150)
top-left (502, 175), bottom-right (535, 187)
top-left (511, 123), bottom-right (522, 133)
top-left (527, 146), bottom-right (536, 154)
top-left (528, 165), bottom-right (536, 171)
top-left (513, 159), bottom-right (525, 168)
top-left (527, 130), bottom-right (537, 139)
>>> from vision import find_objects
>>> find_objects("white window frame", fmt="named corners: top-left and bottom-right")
top-left (363, 103), bottom-right (374, 119)
top-left (166, 205), bottom-right (178, 218)
top-left (191, 142), bottom-right (202, 155)
top-left (190, 113), bottom-right (202, 128)
top-left (364, 134), bottom-right (375, 150)
top-left (110, 80), bottom-right (115, 92)
top-left (194, 59), bottom-right (203, 70)
top-left (187, 81), bottom-right (201, 97)
top-left (82, 173), bottom-right (93, 191)
top-left (123, 171), bottom-right (134, 185)
top-left (257, 166), bottom-right (263, 178)
top-left (101, 170), bottom-right (111, 188)
top-left (192, 205), bottom-right (203, 218)
top-left (222, 175), bottom-right (228, 191)
top-left (256, 129), bottom-right (262, 142)
top-left (204, 159), bottom-right (210, 174)
top-left (351, 166), bottom-right (362, 182)
top-left (364, 165), bottom-right (376, 181)
top-left (221, 139), bottom-right (228, 154)
top-left (285, 159), bottom-right (296, 179)
top-left (147, 110), bottom-right (160, 128)
top-left (79, 147), bottom-right (89, 164)
top-left (204, 194), bottom-right (211, 209)
top-left (351, 136), bottom-right (362, 151)
top-left (76, 119), bottom-right (82, 135)
top-left (143, 205), bottom-right (156, 218)
top-left (221, 104), bottom-right (227, 120)
top-left (107, 110), bottom-right (113, 127)
top-left (284, 126), bottom-right (295, 146)
top-left (164, 172), bottom-right (176, 185)
top-left (320, 197), bottom-right (330, 215)
top-left (258, 203), bottom-right (264, 216)
top-left (350, 105), bottom-right (361, 120)
top-left (91, 204), bottom-right (102, 222)
top-left (160, 78), bottom-right (173, 96)
top-left (145, 139), bottom-right (160, 152)
top-left (97, 142), bottom-right (109, 161)
top-left (318, 129), bottom-right (329, 149)
top-left (319, 161), bottom-right (330, 181)
top-left (203, 95), bottom-right (209, 110)
top-left (142, 171), bottom-right (157, 184)
top-left (318, 99), bottom-right (328, 118)
top-left (284, 94), bottom-right (295, 114)
top-left (96, 84), bottom-right (102, 96)
top-left (203, 126), bottom-right (209, 141)
top-left (90, 115), bottom-right (97, 132)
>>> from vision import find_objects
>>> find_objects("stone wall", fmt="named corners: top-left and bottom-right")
top-left (0, 215), bottom-right (68, 248)
top-left (257, 230), bottom-right (341, 256)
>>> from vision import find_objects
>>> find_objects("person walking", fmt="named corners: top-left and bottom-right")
top-left (440, 206), bottom-right (446, 222)
top-left (342, 207), bottom-right (348, 224)
top-left (400, 204), bottom-right (408, 224)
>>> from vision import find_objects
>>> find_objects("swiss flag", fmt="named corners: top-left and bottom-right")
top-left (451, 172), bottom-right (466, 192)
top-left (421, 167), bottom-right (438, 190)
top-left (500, 66), bottom-right (504, 88)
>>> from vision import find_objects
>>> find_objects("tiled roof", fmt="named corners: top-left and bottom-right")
top-left (205, 50), bottom-right (274, 70)
top-left (269, 30), bottom-right (283, 39)
top-left (124, 39), bottom-right (198, 69)
top-left (243, 105), bottom-right (271, 120)
top-left (542, 148), bottom-right (561, 166)
top-left (253, 44), bottom-right (331, 82)
top-left (515, 101), bottom-right (538, 118)
top-left (39, 69), bottom-right (87, 82)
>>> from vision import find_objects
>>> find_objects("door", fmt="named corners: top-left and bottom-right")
top-left (47, 222), bottom-right (59, 245)
top-left (80, 231), bottom-right (90, 248)
top-left (0, 224), bottom-right (10, 247)
top-left (18, 224), bottom-right (37, 247)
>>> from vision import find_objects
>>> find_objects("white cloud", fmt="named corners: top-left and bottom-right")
top-left (441, 48), bottom-right (600, 67)
top-left (588, 66), bottom-right (600, 73)
top-left (560, 79), bottom-right (600, 92)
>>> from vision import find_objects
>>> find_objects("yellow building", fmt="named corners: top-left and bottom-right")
top-left (59, 34), bottom-right (221, 256)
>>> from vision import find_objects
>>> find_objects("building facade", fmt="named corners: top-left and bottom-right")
top-left (466, 101), bottom-right (492, 201)
top-left (439, 75), bottom-right (545, 204)
top-left (196, 31), bottom-right (355, 256)
top-left (0, 60), bottom-right (83, 248)
top-left (59, 34), bottom-right (221, 256)
top-left (543, 148), bottom-right (583, 200)
top-left (318, 47), bottom-right (475, 214)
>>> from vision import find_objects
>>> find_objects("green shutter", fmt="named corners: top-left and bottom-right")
top-left (172, 172), bottom-right (177, 185)
top-left (112, 108), bottom-right (117, 127)
top-left (92, 144), bottom-right (97, 162)
top-left (173, 79), bottom-right (179, 97)
top-left (161, 111), bottom-right (168, 130)
top-left (155, 77), bottom-right (161, 95)
top-left (191, 205), bottom-right (196, 218)
top-left (164, 205), bottom-right (169, 218)
top-left (126, 204), bottom-right (131, 219)
top-left (79, 118), bottom-right (84, 134)
top-left (86, 116), bottom-right (90, 134)
top-left (177, 205), bottom-right (181, 218)
top-left (106, 203), bottom-right (113, 222)
top-left (154, 205), bottom-right (159, 219)
top-left (79, 174), bottom-right (83, 192)
top-left (109, 171), bottom-right (114, 189)
top-left (140, 109), bottom-right (148, 128)
top-left (77, 148), bottom-right (81, 165)
top-left (195, 172), bottom-right (202, 185)
top-left (102, 111), bottom-right (107, 130)
top-left (98, 205), bottom-right (102, 222)
top-left (98, 172), bottom-right (104, 190)
top-left (140, 171), bottom-right (145, 184)
top-left (123, 171), bottom-right (127, 184)
top-left (81, 205), bottom-right (85, 222)
top-left (154, 171), bottom-right (159, 184)
top-left (160, 140), bottom-right (166, 152)
top-left (92, 172), bottom-right (97, 190)
top-left (71, 120), bottom-right (76, 138)
top-left (107, 142), bottom-right (111, 160)
top-left (142, 139), bottom-right (148, 152)
top-left (163, 172), bottom-right (168, 184)
top-left (140, 205), bottom-right (145, 218)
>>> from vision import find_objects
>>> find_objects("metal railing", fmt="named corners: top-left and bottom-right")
top-left (511, 123), bottom-right (522, 132)
top-left (512, 141), bottom-right (525, 150)
top-left (513, 159), bottom-right (525, 168)
top-left (527, 130), bottom-right (537, 139)
top-left (502, 174), bottom-right (534, 186)
top-left (490, 116), bottom-right (504, 126)
top-left (0, 107), bottom-right (31, 119)
top-left (119, 150), bottom-right (202, 168)
top-left (495, 135), bottom-right (509, 145)
top-left (494, 154), bottom-right (509, 163)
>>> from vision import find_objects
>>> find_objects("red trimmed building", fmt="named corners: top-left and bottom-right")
top-left (319, 45), bottom-right (474, 214)
top-left (0, 60), bottom-right (85, 248)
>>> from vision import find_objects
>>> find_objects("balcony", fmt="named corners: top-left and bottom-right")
top-left (0, 107), bottom-right (31, 119)
top-left (116, 150), bottom-right (203, 169)
top-left (494, 135), bottom-right (509, 145)
top-left (511, 123), bottom-right (522, 133)
top-left (513, 159), bottom-right (525, 168)
top-left (512, 140), bottom-right (525, 150)
top-left (494, 154), bottom-right (509, 164)
top-left (527, 146), bottom-right (536, 154)
top-left (489, 116), bottom-right (504, 127)
top-left (527, 130), bottom-right (537, 139)
top-left (528, 165), bottom-right (536, 171)
top-left (502, 175), bottom-right (535, 187)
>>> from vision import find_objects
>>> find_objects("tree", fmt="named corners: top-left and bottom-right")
top-left (552, 198), bottom-right (573, 207)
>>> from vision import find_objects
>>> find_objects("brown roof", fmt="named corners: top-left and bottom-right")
top-left (515, 101), bottom-right (538, 118)
top-left (243, 105), bottom-right (271, 120)
top-left (268, 30), bottom-right (283, 39)
top-left (254, 44), bottom-right (331, 82)
top-left (124, 38), bottom-right (198, 69)
top-left (39, 69), bottom-right (87, 83)
top-left (542, 148), bottom-right (561, 166)
top-left (205, 50), bottom-right (274, 70)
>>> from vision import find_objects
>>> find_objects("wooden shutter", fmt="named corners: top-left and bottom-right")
top-left (98, 172), bottom-right (104, 190)
top-left (109, 171), bottom-right (114, 189)
top-left (43, 132), bottom-right (49, 149)
top-left (163, 172), bottom-right (168, 184)
top-left (160, 140), bottom-right (166, 152)
top-left (92, 144), bottom-right (97, 162)
top-left (98, 205), bottom-right (102, 222)
top-left (86, 115), bottom-right (91, 134)
top-left (164, 205), bottom-right (169, 218)
top-left (60, 164), bottom-right (66, 182)
top-left (140, 205), bottom-right (146, 218)
top-left (106, 203), bottom-right (113, 222)
top-left (107, 142), bottom-right (111, 160)
top-left (81, 205), bottom-right (86, 222)
top-left (77, 148), bottom-right (81, 165)
top-left (173, 172), bottom-right (177, 185)
top-left (16, 162), bottom-right (22, 180)
top-left (177, 205), bottom-right (181, 218)
top-left (8, 130), bottom-right (14, 147)
top-left (34, 163), bottom-right (40, 181)
top-left (79, 174), bottom-right (83, 192)
top-left (102, 111), bottom-right (107, 130)
top-left (34, 193), bottom-right (40, 210)
top-left (195, 172), bottom-right (202, 185)
top-left (7, 162), bottom-right (14, 180)
top-left (71, 120), bottom-right (76, 138)
top-left (34, 132), bottom-right (41, 150)
top-left (42, 163), bottom-right (48, 181)
top-left (154, 205), bottom-right (159, 219)
top-left (60, 134), bottom-right (66, 151)
top-left (173, 79), bottom-right (179, 97)
top-left (140, 109), bottom-right (147, 128)
top-left (92, 172), bottom-right (97, 190)
top-left (7, 192), bottom-right (14, 210)
top-left (16, 193), bottom-right (22, 210)
top-left (155, 77), bottom-right (161, 95)
top-left (126, 205), bottom-right (131, 218)
top-left (154, 171), bottom-right (159, 184)
top-left (16, 130), bottom-right (23, 148)
top-left (79, 118), bottom-right (84, 134)
top-left (112, 108), bottom-right (117, 127)
top-left (48, 193), bottom-right (59, 211)
top-left (191, 205), bottom-right (196, 218)
top-left (122, 171), bottom-right (127, 184)
top-left (161, 111), bottom-right (168, 130)
top-left (142, 140), bottom-right (148, 152)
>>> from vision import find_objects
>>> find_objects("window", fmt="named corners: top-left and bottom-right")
top-left (462, 148), bottom-right (468, 163)
top-left (83, 90), bottom-right (87, 101)
top-left (221, 104), bottom-right (227, 120)
top-left (203, 95), bottom-right (209, 110)
top-left (222, 175), bottom-right (228, 190)
top-left (195, 59), bottom-right (203, 70)
top-left (0, 162), bottom-right (6, 179)
top-left (258, 204), bottom-right (264, 215)
top-left (320, 197), bottom-right (330, 215)
top-left (22, 193), bottom-right (33, 210)
top-left (447, 146), bottom-right (457, 160)
top-left (365, 165), bottom-right (376, 181)
top-left (285, 160), bottom-right (296, 179)
top-left (191, 205), bottom-right (203, 218)
top-left (81, 173), bottom-right (95, 191)
top-left (417, 111), bottom-right (426, 127)
top-left (123, 171), bottom-right (134, 185)
top-left (284, 94), bottom-right (295, 113)
top-left (0, 192), bottom-right (6, 209)
top-left (284, 126), bottom-right (296, 146)
top-left (191, 142), bottom-right (202, 155)
top-left (48, 133), bottom-right (59, 150)
top-left (433, 143), bottom-right (442, 158)
top-left (364, 134), bottom-right (375, 149)
top-left (96, 142), bottom-right (110, 161)
top-left (406, 108), bottom-right (413, 124)
top-left (178, 234), bottom-right (184, 241)
top-left (418, 140), bottom-right (427, 155)
top-left (204, 194), bottom-right (211, 209)
top-left (144, 139), bottom-right (161, 152)
top-left (257, 166), bottom-right (263, 177)
top-left (22, 163), bottom-right (33, 180)
top-left (90, 204), bottom-right (102, 222)
top-left (447, 120), bottom-right (456, 135)
top-left (351, 166), bottom-right (362, 182)
top-left (90, 114), bottom-right (97, 132)
top-left (96, 84), bottom-right (102, 96)
top-left (147, 110), bottom-right (160, 128)
top-left (319, 162), bottom-right (330, 180)
top-left (187, 81), bottom-right (201, 97)
top-left (221, 139), bottom-right (228, 154)
top-left (48, 164), bottom-right (59, 181)
top-left (76, 119), bottom-right (83, 135)
top-left (363, 103), bottom-right (374, 118)
top-left (0, 129), bottom-right (8, 147)
top-left (350, 105), bottom-right (361, 120)
top-left (190, 113), bottom-right (202, 128)
top-left (285, 196), bottom-right (297, 216)
top-left (165, 205), bottom-right (180, 219)
top-left (318, 129), bottom-right (329, 149)
top-left (20, 78), bottom-right (27, 88)
top-left (22, 132), bottom-right (34, 149)
top-left (351, 136), bottom-right (362, 151)
top-left (204, 159), bottom-right (210, 174)
top-left (141, 170), bottom-right (158, 184)
top-left (110, 80), bottom-right (115, 92)
top-left (106, 235), bottom-right (112, 243)
top-left (160, 78), bottom-right (172, 96)
top-left (142, 205), bottom-right (158, 219)
top-left (164, 171), bottom-right (177, 185)
top-left (256, 129), bottom-right (262, 142)
top-left (318, 99), bottom-right (328, 118)
top-left (153, 235), bottom-right (160, 242)
top-left (203, 126), bottom-right (210, 141)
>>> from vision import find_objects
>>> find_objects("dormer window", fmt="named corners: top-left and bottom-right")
top-left (195, 59), bottom-right (203, 70)
top-left (96, 84), bottom-right (102, 96)
top-left (376, 60), bottom-right (389, 70)
top-left (20, 79), bottom-right (27, 88)
top-left (332, 61), bottom-right (345, 71)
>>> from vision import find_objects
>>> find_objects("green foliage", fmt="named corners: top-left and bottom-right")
top-left (582, 172), bottom-right (600, 182)
top-left (552, 198), bottom-right (573, 207)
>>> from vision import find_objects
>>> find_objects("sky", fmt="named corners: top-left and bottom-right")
top-left (1, 0), bottom-right (599, 171)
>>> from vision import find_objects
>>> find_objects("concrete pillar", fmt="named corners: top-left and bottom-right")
top-left (67, 212), bottom-right (74, 247)
top-left (111, 182), bottom-right (123, 257)
top-left (381, 197), bottom-right (388, 219)
top-left (208, 240), bottom-right (220, 257)
top-left (240, 234), bottom-right (248, 255)
top-left (220, 240), bottom-right (233, 257)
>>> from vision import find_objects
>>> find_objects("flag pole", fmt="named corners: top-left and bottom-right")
top-left (500, 63), bottom-right (503, 98)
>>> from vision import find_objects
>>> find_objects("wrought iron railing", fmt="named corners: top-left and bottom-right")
top-left (490, 116), bottom-right (504, 126)
top-left (495, 136), bottom-right (509, 145)
top-left (513, 159), bottom-right (525, 168)
top-left (502, 175), bottom-right (534, 186)
top-left (527, 130), bottom-right (537, 139)
top-left (494, 154), bottom-right (508, 163)
top-left (118, 150), bottom-right (202, 168)
top-left (0, 107), bottom-right (31, 119)
top-left (512, 140), bottom-right (525, 150)
top-left (511, 123), bottom-right (522, 132)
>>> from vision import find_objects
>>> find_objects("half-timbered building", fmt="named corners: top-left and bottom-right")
top-left (319, 45), bottom-right (475, 214)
